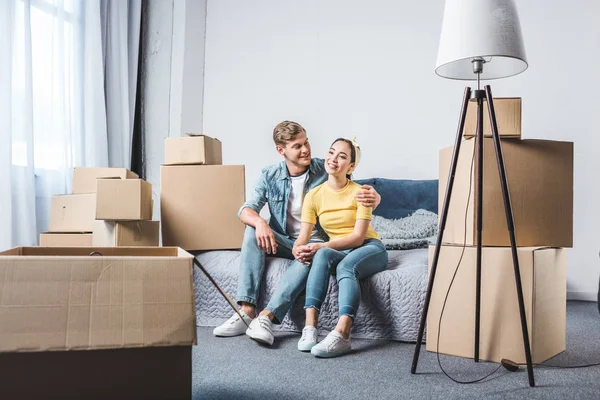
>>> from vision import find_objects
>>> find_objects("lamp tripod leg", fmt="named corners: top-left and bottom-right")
top-left (485, 85), bottom-right (535, 387)
top-left (474, 90), bottom-right (485, 363)
top-left (411, 87), bottom-right (472, 374)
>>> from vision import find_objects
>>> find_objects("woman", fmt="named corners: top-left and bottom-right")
top-left (292, 137), bottom-right (388, 358)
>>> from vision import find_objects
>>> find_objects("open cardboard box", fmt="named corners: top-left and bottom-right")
top-left (0, 246), bottom-right (195, 399)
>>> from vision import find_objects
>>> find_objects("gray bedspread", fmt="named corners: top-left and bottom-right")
top-left (193, 248), bottom-right (429, 342)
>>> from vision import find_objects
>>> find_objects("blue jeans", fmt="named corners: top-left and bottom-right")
top-left (305, 239), bottom-right (388, 318)
top-left (237, 225), bottom-right (314, 324)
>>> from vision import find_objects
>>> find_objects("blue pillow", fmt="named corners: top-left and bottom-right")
top-left (355, 178), bottom-right (438, 220)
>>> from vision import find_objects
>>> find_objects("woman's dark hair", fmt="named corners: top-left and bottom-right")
top-left (331, 138), bottom-right (356, 180)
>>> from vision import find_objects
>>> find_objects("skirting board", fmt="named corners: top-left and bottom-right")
top-left (567, 291), bottom-right (598, 302)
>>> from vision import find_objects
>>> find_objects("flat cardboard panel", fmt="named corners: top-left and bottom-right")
top-left (0, 346), bottom-right (191, 400)
top-left (439, 138), bottom-right (573, 247)
top-left (93, 220), bottom-right (160, 247)
top-left (0, 246), bottom-right (180, 257)
top-left (72, 167), bottom-right (138, 194)
top-left (0, 247), bottom-right (195, 352)
top-left (161, 165), bottom-right (245, 250)
top-left (48, 194), bottom-right (97, 233)
top-left (426, 245), bottom-right (566, 364)
top-left (40, 233), bottom-right (93, 247)
top-left (96, 179), bottom-right (153, 221)
top-left (464, 98), bottom-right (521, 138)
top-left (164, 134), bottom-right (223, 165)
top-left (532, 249), bottom-right (567, 362)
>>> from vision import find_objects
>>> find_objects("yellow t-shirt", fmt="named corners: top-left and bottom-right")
top-left (301, 181), bottom-right (380, 241)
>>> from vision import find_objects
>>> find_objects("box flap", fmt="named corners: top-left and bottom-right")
top-left (0, 247), bottom-right (195, 353)
top-left (185, 133), bottom-right (220, 142)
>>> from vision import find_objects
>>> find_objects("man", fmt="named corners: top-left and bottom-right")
top-left (213, 121), bottom-right (380, 345)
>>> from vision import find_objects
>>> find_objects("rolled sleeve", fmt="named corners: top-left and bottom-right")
top-left (238, 172), bottom-right (268, 218)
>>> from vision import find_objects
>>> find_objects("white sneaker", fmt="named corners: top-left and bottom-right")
top-left (297, 325), bottom-right (318, 352)
top-left (213, 310), bottom-right (253, 337)
top-left (246, 315), bottom-right (275, 345)
top-left (311, 330), bottom-right (351, 358)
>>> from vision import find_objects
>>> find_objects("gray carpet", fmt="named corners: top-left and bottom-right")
top-left (192, 301), bottom-right (600, 399)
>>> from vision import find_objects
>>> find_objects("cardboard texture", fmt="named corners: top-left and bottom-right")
top-left (93, 220), bottom-right (160, 247)
top-left (0, 246), bottom-right (195, 399)
top-left (39, 233), bottom-right (93, 247)
top-left (161, 165), bottom-right (246, 250)
top-left (72, 167), bottom-right (138, 194)
top-left (164, 134), bottom-right (223, 165)
top-left (96, 178), bottom-right (153, 221)
top-left (439, 138), bottom-right (573, 247)
top-left (464, 97), bottom-right (522, 138)
top-left (426, 245), bottom-right (566, 364)
top-left (48, 194), bottom-right (97, 233)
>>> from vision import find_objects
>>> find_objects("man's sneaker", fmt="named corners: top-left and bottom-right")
top-left (311, 330), bottom-right (351, 358)
top-left (246, 315), bottom-right (275, 345)
top-left (213, 310), bottom-right (253, 337)
top-left (297, 325), bottom-right (318, 352)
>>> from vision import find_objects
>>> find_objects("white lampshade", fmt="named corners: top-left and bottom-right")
top-left (435, 0), bottom-right (528, 80)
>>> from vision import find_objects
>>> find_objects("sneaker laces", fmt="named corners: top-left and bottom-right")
top-left (226, 312), bottom-right (243, 325)
top-left (300, 327), bottom-right (315, 342)
top-left (257, 316), bottom-right (273, 334)
top-left (321, 332), bottom-right (343, 350)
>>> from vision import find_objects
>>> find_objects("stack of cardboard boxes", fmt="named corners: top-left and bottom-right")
top-left (426, 98), bottom-right (574, 364)
top-left (40, 168), bottom-right (159, 247)
top-left (160, 134), bottom-right (246, 251)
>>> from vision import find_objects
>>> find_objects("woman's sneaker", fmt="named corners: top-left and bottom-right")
top-left (297, 325), bottom-right (318, 352)
top-left (245, 315), bottom-right (275, 345)
top-left (212, 310), bottom-right (253, 337)
top-left (311, 330), bottom-right (351, 358)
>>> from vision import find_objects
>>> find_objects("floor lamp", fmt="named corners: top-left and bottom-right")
top-left (410, 0), bottom-right (536, 387)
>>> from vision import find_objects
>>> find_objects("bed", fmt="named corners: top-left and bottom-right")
top-left (193, 178), bottom-right (438, 341)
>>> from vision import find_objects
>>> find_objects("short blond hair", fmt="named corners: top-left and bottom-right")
top-left (273, 121), bottom-right (306, 146)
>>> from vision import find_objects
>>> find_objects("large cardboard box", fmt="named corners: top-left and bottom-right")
top-left (0, 246), bottom-right (195, 399)
top-left (439, 138), bottom-right (573, 247)
top-left (96, 179), bottom-right (153, 221)
top-left (426, 245), bottom-right (566, 364)
top-left (464, 97), bottom-right (521, 139)
top-left (93, 220), bottom-right (160, 247)
top-left (39, 233), bottom-right (93, 247)
top-left (48, 193), bottom-right (96, 233)
top-left (72, 167), bottom-right (138, 194)
top-left (161, 165), bottom-right (245, 251)
top-left (165, 134), bottom-right (223, 165)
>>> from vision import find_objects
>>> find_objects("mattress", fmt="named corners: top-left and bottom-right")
top-left (193, 248), bottom-right (429, 341)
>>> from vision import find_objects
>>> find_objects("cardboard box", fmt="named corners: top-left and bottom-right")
top-left (96, 179), bottom-right (153, 221)
top-left (426, 245), bottom-right (566, 364)
top-left (439, 138), bottom-right (573, 247)
top-left (93, 220), bottom-right (160, 247)
top-left (164, 134), bottom-right (223, 165)
top-left (0, 246), bottom-right (195, 399)
top-left (48, 194), bottom-right (96, 233)
top-left (161, 165), bottom-right (245, 250)
top-left (464, 97), bottom-right (521, 139)
top-left (39, 233), bottom-right (93, 247)
top-left (72, 167), bottom-right (138, 194)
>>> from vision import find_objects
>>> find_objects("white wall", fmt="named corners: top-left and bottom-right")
top-left (146, 0), bottom-right (600, 300)
top-left (140, 0), bottom-right (207, 222)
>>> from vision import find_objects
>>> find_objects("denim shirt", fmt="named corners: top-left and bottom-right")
top-left (238, 158), bottom-right (328, 240)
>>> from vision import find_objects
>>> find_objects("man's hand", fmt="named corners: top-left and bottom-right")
top-left (293, 242), bottom-right (324, 265)
top-left (256, 220), bottom-right (277, 254)
top-left (355, 184), bottom-right (381, 208)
